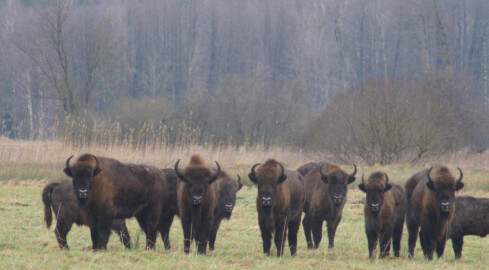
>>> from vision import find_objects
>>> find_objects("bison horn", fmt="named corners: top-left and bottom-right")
top-left (251, 163), bottom-right (261, 178)
top-left (319, 164), bottom-right (327, 178)
top-left (427, 167), bottom-right (434, 183)
top-left (236, 174), bottom-right (242, 184)
top-left (350, 164), bottom-right (358, 178)
top-left (456, 167), bottom-right (463, 183)
top-left (361, 173), bottom-right (365, 184)
top-left (278, 163), bottom-right (285, 177)
top-left (174, 159), bottom-right (187, 183)
top-left (212, 161), bottom-right (221, 179)
top-left (93, 155), bottom-right (100, 170)
top-left (384, 173), bottom-right (389, 184)
top-left (65, 155), bottom-right (74, 175)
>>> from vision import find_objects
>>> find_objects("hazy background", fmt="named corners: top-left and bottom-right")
top-left (1, 0), bottom-right (488, 165)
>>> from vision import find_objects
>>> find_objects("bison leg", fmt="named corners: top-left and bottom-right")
top-left (366, 228), bottom-right (378, 259)
top-left (311, 216), bottom-right (324, 249)
top-left (136, 211), bottom-right (158, 250)
top-left (288, 216), bottom-right (301, 257)
top-left (436, 238), bottom-right (447, 259)
top-left (327, 215), bottom-right (341, 249)
top-left (392, 221), bottom-right (403, 257)
top-left (181, 215), bottom-right (192, 254)
top-left (259, 226), bottom-right (272, 256)
top-left (379, 230), bottom-right (392, 258)
top-left (111, 219), bottom-right (131, 249)
top-left (158, 213), bottom-right (175, 250)
top-left (406, 217), bottom-right (419, 258)
top-left (95, 220), bottom-right (112, 250)
top-left (54, 220), bottom-right (73, 250)
top-left (302, 214), bottom-right (314, 249)
top-left (452, 236), bottom-right (463, 260)
top-left (420, 228), bottom-right (435, 260)
top-left (274, 220), bottom-right (287, 257)
top-left (208, 219), bottom-right (221, 251)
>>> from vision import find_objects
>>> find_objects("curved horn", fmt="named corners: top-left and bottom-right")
top-left (384, 173), bottom-right (389, 184)
top-left (236, 174), bottom-right (242, 184)
top-left (66, 155), bottom-right (74, 169)
top-left (456, 167), bottom-right (463, 183)
top-left (93, 155), bottom-right (100, 170)
top-left (278, 163), bottom-right (285, 178)
top-left (251, 163), bottom-right (261, 178)
top-left (212, 161), bottom-right (221, 179)
top-left (350, 164), bottom-right (358, 178)
top-left (174, 159), bottom-right (187, 182)
top-left (361, 173), bottom-right (365, 184)
top-left (319, 164), bottom-right (327, 178)
top-left (426, 167), bottom-right (434, 183)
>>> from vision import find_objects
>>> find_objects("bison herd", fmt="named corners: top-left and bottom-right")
top-left (42, 153), bottom-right (485, 260)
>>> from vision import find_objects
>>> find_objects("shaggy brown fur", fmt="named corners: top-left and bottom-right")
top-left (42, 181), bottom-right (130, 250)
top-left (175, 155), bottom-right (220, 255)
top-left (359, 172), bottom-right (406, 259)
top-left (64, 154), bottom-right (171, 250)
top-left (301, 162), bottom-right (357, 249)
top-left (405, 166), bottom-right (464, 260)
top-left (249, 159), bottom-right (305, 257)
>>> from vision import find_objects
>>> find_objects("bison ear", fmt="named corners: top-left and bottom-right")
top-left (248, 173), bottom-right (258, 184)
top-left (277, 175), bottom-right (287, 184)
top-left (321, 175), bottom-right (329, 184)
top-left (426, 181), bottom-right (436, 191)
top-left (358, 183), bottom-right (366, 192)
top-left (384, 183), bottom-right (392, 192)
top-left (455, 182), bottom-right (464, 191)
top-left (347, 176), bottom-right (356, 184)
top-left (63, 167), bottom-right (72, 177)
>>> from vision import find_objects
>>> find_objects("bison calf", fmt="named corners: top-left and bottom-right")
top-left (405, 166), bottom-right (464, 260)
top-left (300, 162), bottom-right (357, 249)
top-left (42, 181), bottom-right (130, 250)
top-left (449, 196), bottom-right (489, 259)
top-left (358, 172), bottom-right (406, 259)
top-left (249, 159), bottom-right (305, 257)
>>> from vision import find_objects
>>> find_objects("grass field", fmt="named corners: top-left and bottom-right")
top-left (1, 138), bottom-right (489, 269)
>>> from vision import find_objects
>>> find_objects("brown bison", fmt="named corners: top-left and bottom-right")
top-left (300, 162), bottom-right (357, 249)
top-left (64, 154), bottom-right (171, 250)
top-left (405, 166), bottom-right (464, 259)
top-left (449, 196), bottom-right (489, 259)
top-left (208, 172), bottom-right (243, 250)
top-left (175, 155), bottom-right (220, 254)
top-left (42, 181), bottom-right (130, 250)
top-left (358, 172), bottom-right (406, 259)
top-left (249, 159), bottom-right (305, 257)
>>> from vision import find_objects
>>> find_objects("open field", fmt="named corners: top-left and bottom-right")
top-left (1, 139), bottom-right (489, 269)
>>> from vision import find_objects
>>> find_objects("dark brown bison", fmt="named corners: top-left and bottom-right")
top-left (249, 159), bottom-right (305, 257)
top-left (449, 196), bottom-right (489, 259)
top-left (358, 172), bottom-right (406, 259)
top-left (175, 155), bottom-right (220, 254)
top-left (301, 162), bottom-right (357, 249)
top-left (63, 154), bottom-right (171, 250)
top-left (42, 181), bottom-right (130, 250)
top-left (405, 166), bottom-right (464, 259)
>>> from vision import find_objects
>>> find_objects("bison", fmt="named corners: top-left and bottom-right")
top-left (405, 166), bottom-right (464, 259)
top-left (449, 196), bottom-right (489, 259)
top-left (249, 159), bottom-right (305, 257)
top-left (63, 154), bottom-right (171, 250)
top-left (300, 162), bottom-right (357, 249)
top-left (358, 172), bottom-right (406, 259)
top-left (42, 181), bottom-right (130, 250)
top-left (208, 172), bottom-right (243, 250)
top-left (175, 155), bottom-right (220, 254)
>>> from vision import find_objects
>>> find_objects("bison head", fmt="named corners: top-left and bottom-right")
top-left (249, 161), bottom-right (287, 215)
top-left (219, 175), bottom-right (243, 219)
top-left (63, 155), bottom-right (101, 206)
top-left (426, 167), bottom-right (464, 218)
top-left (358, 172), bottom-right (392, 215)
top-left (174, 159), bottom-right (220, 206)
top-left (319, 164), bottom-right (357, 207)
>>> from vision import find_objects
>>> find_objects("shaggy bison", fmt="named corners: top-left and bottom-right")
top-left (405, 166), bottom-right (464, 259)
top-left (63, 154), bottom-right (171, 250)
top-left (358, 172), bottom-right (406, 259)
top-left (175, 155), bottom-right (220, 254)
top-left (449, 196), bottom-right (489, 259)
top-left (249, 159), bottom-right (305, 257)
top-left (301, 162), bottom-right (357, 249)
top-left (42, 181), bottom-right (130, 250)
top-left (208, 173), bottom-right (243, 250)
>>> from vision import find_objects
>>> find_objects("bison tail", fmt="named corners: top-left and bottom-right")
top-left (42, 182), bottom-right (58, 229)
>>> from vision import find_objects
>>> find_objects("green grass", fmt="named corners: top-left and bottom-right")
top-left (1, 184), bottom-right (488, 269)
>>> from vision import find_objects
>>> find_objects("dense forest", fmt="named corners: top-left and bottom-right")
top-left (0, 0), bottom-right (488, 164)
